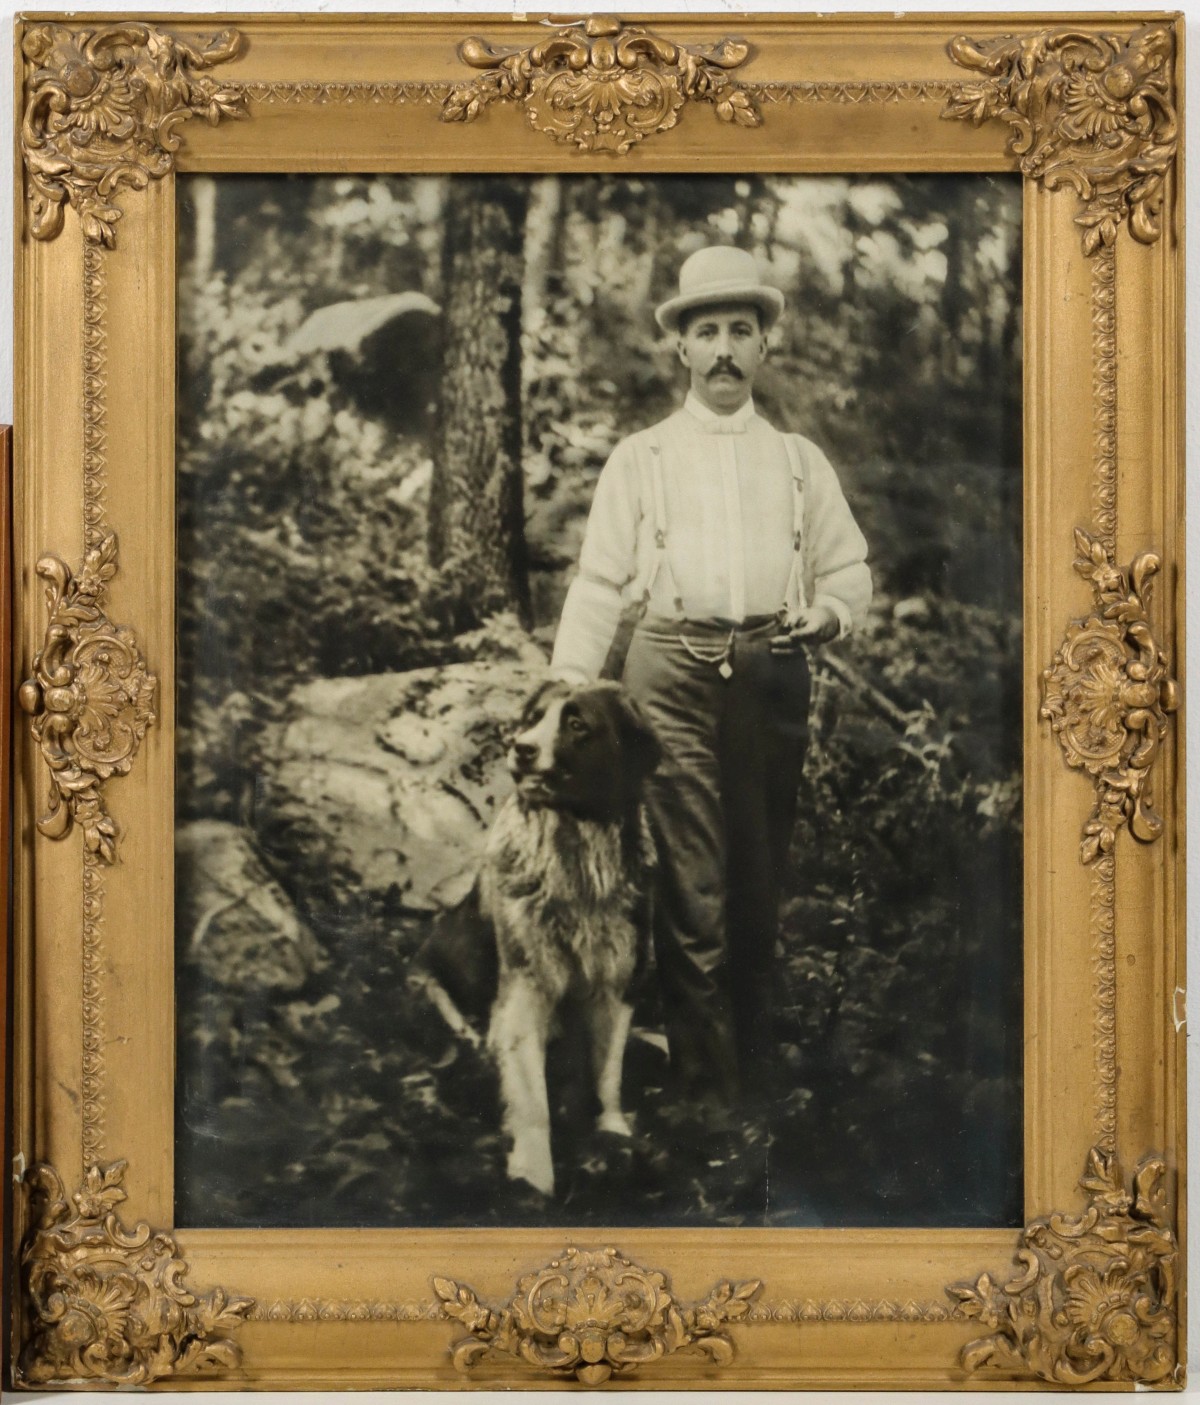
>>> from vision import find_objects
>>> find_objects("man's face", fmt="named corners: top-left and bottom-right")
top-left (676, 302), bottom-right (767, 415)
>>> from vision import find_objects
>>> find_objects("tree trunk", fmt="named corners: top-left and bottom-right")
top-left (428, 177), bottom-right (531, 629)
top-left (521, 176), bottom-right (561, 326)
top-left (190, 176), bottom-right (218, 285)
top-left (999, 217), bottom-right (1023, 472)
top-left (520, 177), bottom-right (562, 469)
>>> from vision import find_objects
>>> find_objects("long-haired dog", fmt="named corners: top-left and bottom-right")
top-left (481, 679), bottom-right (660, 1196)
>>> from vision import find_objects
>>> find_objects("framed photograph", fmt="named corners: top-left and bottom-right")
top-left (10, 9), bottom-right (1184, 1390)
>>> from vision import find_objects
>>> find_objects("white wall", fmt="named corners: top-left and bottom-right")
top-left (1, 2), bottom-right (1196, 1402)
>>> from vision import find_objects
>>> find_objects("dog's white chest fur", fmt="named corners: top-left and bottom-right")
top-left (480, 797), bottom-right (643, 998)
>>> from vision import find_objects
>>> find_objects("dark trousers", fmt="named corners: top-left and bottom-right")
top-left (623, 616), bottom-right (811, 1113)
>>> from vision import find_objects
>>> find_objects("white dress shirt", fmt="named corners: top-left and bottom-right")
top-left (551, 393), bottom-right (871, 682)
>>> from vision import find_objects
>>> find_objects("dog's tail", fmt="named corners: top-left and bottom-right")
top-left (409, 881), bottom-right (499, 1045)
top-left (408, 970), bottom-right (484, 1049)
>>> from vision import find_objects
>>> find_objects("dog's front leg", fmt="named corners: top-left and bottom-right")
top-left (489, 975), bottom-right (555, 1195)
top-left (588, 991), bottom-right (634, 1137)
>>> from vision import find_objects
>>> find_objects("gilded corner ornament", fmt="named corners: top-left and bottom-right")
top-left (19, 533), bottom-right (157, 864)
top-left (944, 24), bottom-right (1177, 253)
top-left (21, 21), bottom-right (246, 247)
top-left (18, 1160), bottom-right (254, 1386)
top-left (433, 1246), bottom-right (761, 1385)
top-left (1042, 530), bottom-right (1178, 865)
top-left (948, 1147), bottom-right (1177, 1385)
top-left (442, 15), bottom-right (760, 153)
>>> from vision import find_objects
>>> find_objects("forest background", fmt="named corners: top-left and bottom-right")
top-left (173, 171), bottom-right (1025, 1230)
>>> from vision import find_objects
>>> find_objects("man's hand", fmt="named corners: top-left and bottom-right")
top-left (550, 666), bottom-right (591, 686)
top-left (770, 604), bottom-right (840, 653)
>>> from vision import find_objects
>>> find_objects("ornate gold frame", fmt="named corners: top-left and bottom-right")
top-left (10, 10), bottom-right (1185, 1391)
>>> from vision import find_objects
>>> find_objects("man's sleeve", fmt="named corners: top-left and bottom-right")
top-left (803, 441), bottom-right (872, 638)
top-left (550, 442), bottom-right (641, 683)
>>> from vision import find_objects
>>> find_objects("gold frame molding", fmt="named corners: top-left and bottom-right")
top-left (18, 533), bottom-right (156, 864)
top-left (949, 1147), bottom-right (1177, 1386)
top-left (1042, 530), bottom-right (1179, 865)
top-left (20, 20), bottom-right (245, 246)
top-left (11, 10), bottom-right (1184, 1392)
top-left (17, 1160), bottom-right (252, 1387)
top-left (942, 24), bottom-right (1178, 254)
top-left (434, 1247), bottom-right (761, 1385)
top-left (441, 15), bottom-right (761, 152)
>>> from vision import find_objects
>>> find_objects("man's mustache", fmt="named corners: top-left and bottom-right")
top-left (708, 362), bottom-right (743, 379)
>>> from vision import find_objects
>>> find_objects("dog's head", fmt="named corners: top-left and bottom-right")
top-left (507, 679), bottom-right (661, 821)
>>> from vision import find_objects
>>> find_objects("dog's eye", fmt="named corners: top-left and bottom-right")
top-left (565, 714), bottom-right (590, 738)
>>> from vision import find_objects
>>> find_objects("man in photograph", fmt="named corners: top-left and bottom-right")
top-left (552, 244), bottom-right (872, 1122)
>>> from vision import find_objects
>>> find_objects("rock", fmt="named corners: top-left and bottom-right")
top-left (452, 612), bottom-right (549, 667)
top-left (259, 649), bottom-right (545, 913)
top-left (176, 819), bottom-right (326, 992)
top-left (377, 714), bottom-right (447, 766)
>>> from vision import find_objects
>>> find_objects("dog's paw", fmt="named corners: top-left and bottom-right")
top-left (596, 1110), bottom-right (633, 1138)
top-left (507, 1140), bottom-right (555, 1197)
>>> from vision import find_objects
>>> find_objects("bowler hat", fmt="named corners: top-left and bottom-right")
top-left (654, 245), bottom-right (785, 333)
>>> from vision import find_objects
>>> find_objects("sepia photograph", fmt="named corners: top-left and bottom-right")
top-left (173, 170), bottom-right (1024, 1231)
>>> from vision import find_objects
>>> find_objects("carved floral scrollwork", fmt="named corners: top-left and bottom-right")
top-left (18, 1161), bottom-right (254, 1386)
top-left (21, 21), bottom-right (246, 246)
top-left (434, 1246), bottom-right (760, 1385)
top-left (1041, 530), bottom-right (1178, 865)
top-left (19, 533), bottom-right (157, 864)
top-left (944, 25), bottom-right (1177, 253)
top-left (949, 1148), bottom-right (1177, 1385)
top-left (442, 15), bottom-right (760, 154)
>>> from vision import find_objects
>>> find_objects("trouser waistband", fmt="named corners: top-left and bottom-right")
top-left (639, 612), bottom-right (781, 637)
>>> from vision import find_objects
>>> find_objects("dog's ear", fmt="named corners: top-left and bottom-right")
top-left (605, 686), bottom-right (662, 782)
top-left (515, 676), bottom-right (567, 730)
